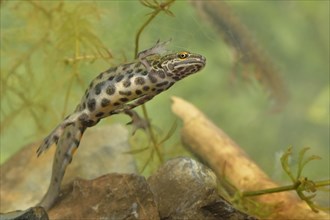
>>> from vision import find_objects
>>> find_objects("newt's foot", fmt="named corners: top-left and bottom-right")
top-left (138, 39), bottom-right (171, 71)
top-left (137, 39), bottom-right (171, 59)
top-left (36, 132), bottom-right (60, 157)
top-left (124, 110), bottom-right (149, 135)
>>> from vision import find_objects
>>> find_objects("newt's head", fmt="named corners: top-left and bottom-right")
top-left (151, 51), bottom-right (206, 81)
top-left (158, 51), bottom-right (206, 80)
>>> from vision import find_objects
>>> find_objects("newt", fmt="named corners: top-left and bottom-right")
top-left (37, 40), bottom-right (206, 209)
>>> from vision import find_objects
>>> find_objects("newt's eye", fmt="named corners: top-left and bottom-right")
top-left (178, 52), bottom-right (189, 59)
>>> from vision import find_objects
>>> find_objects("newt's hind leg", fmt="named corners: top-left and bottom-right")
top-left (36, 112), bottom-right (83, 156)
top-left (38, 123), bottom-right (86, 210)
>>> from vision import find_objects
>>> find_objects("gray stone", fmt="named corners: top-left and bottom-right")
top-left (148, 157), bottom-right (257, 220)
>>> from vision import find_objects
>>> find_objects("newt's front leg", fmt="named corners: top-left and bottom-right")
top-left (137, 39), bottom-right (171, 71)
top-left (124, 110), bottom-right (149, 135)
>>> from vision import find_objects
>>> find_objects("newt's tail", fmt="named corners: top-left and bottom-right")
top-left (38, 122), bottom-right (86, 210)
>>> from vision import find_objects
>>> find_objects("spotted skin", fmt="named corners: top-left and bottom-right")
top-left (36, 41), bottom-right (206, 157)
top-left (36, 41), bottom-right (205, 210)
top-left (38, 123), bottom-right (86, 210)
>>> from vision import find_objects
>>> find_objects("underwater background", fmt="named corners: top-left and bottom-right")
top-left (1, 0), bottom-right (329, 208)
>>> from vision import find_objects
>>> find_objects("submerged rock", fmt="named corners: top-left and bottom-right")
top-left (48, 174), bottom-right (159, 220)
top-left (0, 207), bottom-right (48, 220)
top-left (0, 124), bottom-right (136, 212)
top-left (1, 126), bottom-right (256, 219)
top-left (148, 157), bottom-right (257, 220)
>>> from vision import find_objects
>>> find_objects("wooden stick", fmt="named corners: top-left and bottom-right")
top-left (171, 96), bottom-right (329, 220)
